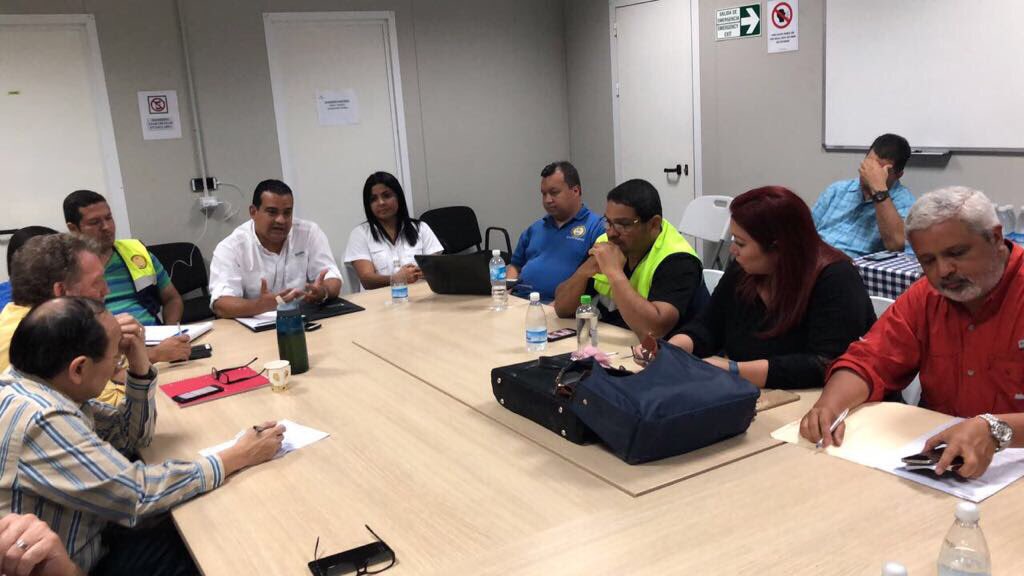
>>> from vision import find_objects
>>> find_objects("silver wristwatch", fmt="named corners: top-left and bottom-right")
top-left (978, 413), bottom-right (1013, 452)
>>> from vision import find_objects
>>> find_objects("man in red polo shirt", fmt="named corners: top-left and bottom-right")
top-left (801, 186), bottom-right (1024, 479)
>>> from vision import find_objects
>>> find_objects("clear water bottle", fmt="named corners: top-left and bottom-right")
top-left (937, 502), bottom-right (991, 576)
top-left (390, 258), bottom-right (408, 304)
top-left (489, 249), bottom-right (507, 311)
top-left (881, 562), bottom-right (907, 576)
top-left (525, 292), bottom-right (547, 352)
top-left (575, 294), bottom-right (598, 352)
top-left (276, 298), bottom-right (309, 375)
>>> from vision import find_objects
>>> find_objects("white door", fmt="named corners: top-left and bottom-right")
top-left (611, 0), bottom-right (696, 226)
top-left (0, 15), bottom-right (128, 280)
top-left (265, 12), bottom-right (411, 294)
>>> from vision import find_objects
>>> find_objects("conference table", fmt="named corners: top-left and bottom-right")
top-left (141, 283), bottom-right (1024, 575)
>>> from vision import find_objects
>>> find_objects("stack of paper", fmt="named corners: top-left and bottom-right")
top-left (771, 403), bottom-right (1024, 502)
top-left (144, 322), bottom-right (213, 345)
top-left (234, 311), bottom-right (277, 331)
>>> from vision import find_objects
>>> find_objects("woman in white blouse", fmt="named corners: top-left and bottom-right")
top-left (344, 172), bottom-right (444, 289)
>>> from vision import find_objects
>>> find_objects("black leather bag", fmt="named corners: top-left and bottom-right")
top-left (491, 353), bottom-right (599, 444)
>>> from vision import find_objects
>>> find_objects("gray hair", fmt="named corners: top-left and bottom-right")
top-left (906, 186), bottom-right (999, 239)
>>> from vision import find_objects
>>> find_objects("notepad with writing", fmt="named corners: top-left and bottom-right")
top-left (158, 367), bottom-right (269, 407)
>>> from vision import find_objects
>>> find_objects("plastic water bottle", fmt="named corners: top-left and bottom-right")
top-left (881, 562), bottom-right (908, 576)
top-left (390, 258), bottom-right (408, 304)
top-left (937, 502), bottom-right (991, 576)
top-left (275, 298), bottom-right (309, 375)
top-left (525, 292), bottom-right (547, 352)
top-left (489, 249), bottom-right (507, 311)
top-left (575, 295), bottom-right (598, 352)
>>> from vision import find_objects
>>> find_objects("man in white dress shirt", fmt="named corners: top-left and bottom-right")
top-left (209, 179), bottom-right (342, 318)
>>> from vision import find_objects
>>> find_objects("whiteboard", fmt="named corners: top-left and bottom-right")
top-left (824, 0), bottom-right (1024, 151)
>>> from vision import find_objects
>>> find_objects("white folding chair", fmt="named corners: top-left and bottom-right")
top-left (867, 295), bottom-right (921, 406)
top-left (702, 268), bottom-right (724, 294)
top-left (678, 195), bottom-right (732, 269)
top-left (342, 261), bottom-right (363, 294)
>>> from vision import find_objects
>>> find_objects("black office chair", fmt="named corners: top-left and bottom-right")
top-left (419, 206), bottom-right (511, 255)
top-left (147, 242), bottom-right (214, 323)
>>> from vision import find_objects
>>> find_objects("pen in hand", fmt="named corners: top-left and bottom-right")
top-left (816, 408), bottom-right (850, 449)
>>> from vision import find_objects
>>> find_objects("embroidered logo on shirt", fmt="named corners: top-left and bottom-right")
top-left (130, 255), bottom-right (148, 269)
top-left (571, 225), bottom-right (586, 238)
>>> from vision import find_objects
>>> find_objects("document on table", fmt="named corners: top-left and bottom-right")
top-left (199, 419), bottom-right (329, 460)
top-left (144, 322), bottom-right (213, 345)
top-left (234, 311), bottom-right (277, 331)
top-left (772, 405), bottom-right (1024, 502)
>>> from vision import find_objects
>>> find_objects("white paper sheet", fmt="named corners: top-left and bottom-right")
top-left (233, 311), bottom-right (277, 331)
top-left (316, 89), bottom-right (360, 126)
top-left (199, 419), bottom-right (329, 460)
top-left (144, 322), bottom-right (213, 345)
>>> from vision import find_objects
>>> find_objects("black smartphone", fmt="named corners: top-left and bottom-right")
top-left (862, 251), bottom-right (900, 262)
top-left (901, 446), bottom-right (964, 472)
top-left (171, 384), bottom-right (223, 404)
top-left (170, 344), bottom-right (213, 365)
top-left (308, 540), bottom-right (395, 576)
top-left (547, 328), bottom-right (577, 342)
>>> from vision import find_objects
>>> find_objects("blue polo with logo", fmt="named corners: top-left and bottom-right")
top-left (511, 204), bottom-right (604, 300)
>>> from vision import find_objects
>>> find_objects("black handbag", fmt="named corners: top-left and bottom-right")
top-left (490, 353), bottom-right (599, 444)
top-left (570, 340), bottom-right (760, 464)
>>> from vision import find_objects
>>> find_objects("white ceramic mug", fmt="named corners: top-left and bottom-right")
top-left (265, 360), bottom-right (291, 392)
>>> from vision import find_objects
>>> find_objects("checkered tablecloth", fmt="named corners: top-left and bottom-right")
top-left (853, 252), bottom-right (923, 300)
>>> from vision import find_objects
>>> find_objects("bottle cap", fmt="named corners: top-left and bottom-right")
top-left (492, 249), bottom-right (500, 256)
top-left (955, 501), bottom-right (980, 523)
top-left (580, 295), bottom-right (591, 305)
top-left (530, 292), bottom-right (540, 302)
top-left (881, 562), bottom-right (907, 576)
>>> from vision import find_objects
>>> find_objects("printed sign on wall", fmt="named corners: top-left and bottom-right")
top-left (137, 90), bottom-right (182, 140)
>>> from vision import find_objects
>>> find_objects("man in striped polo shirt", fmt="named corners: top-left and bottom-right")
top-left (63, 190), bottom-right (190, 363)
top-left (0, 297), bottom-right (285, 574)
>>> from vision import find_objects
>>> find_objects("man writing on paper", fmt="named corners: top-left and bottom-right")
top-left (0, 297), bottom-right (285, 574)
top-left (63, 190), bottom-right (190, 363)
top-left (507, 161), bottom-right (603, 300)
top-left (801, 187), bottom-right (1024, 478)
top-left (0, 234), bottom-right (126, 405)
top-left (209, 179), bottom-right (342, 318)
top-left (553, 179), bottom-right (708, 339)
top-left (812, 133), bottom-right (915, 257)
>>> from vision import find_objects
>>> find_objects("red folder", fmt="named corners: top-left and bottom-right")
top-left (159, 367), bottom-right (269, 408)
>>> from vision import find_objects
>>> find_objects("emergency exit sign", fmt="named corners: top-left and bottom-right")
top-left (716, 4), bottom-right (761, 40)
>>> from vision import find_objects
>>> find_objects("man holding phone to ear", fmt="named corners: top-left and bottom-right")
top-left (812, 133), bottom-right (915, 257)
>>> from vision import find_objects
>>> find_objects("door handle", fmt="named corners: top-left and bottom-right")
top-left (663, 164), bottom-right (689, 177)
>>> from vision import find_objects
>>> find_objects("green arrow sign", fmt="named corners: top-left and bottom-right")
top-left (716, 3), bottom-right (761, 40)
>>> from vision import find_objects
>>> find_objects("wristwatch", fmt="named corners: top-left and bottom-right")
top-left (871, 189), bottom-right (891, 203)
top-left (978, 413), bottom-right (1013, 452)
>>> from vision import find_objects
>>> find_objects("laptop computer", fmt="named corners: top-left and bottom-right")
top-left (415, 252), bottom-right (502, 296)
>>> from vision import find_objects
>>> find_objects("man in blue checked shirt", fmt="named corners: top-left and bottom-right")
top-left (812, 133), bottom-right (915, 258)
top-left (0, 297), bottom-right (284, 575)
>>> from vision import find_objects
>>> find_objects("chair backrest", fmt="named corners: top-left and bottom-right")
top-left (147, 242), bottom-right (209, 296)
top-left (869, 295), bottom-right (895, 318)
top-left (342, 262), bottom-right (363, 294)
top-left (678, 195), bottom-right (733, 242)
top-left (419, 206), bottom-right (483, 254)
top-left (702, 268), bottom-right (725, 294)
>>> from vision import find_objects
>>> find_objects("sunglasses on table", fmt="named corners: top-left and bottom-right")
top-left (309, 525), bottom-right (396, 576)
top-left (211, 357), bottom-right (266, 385)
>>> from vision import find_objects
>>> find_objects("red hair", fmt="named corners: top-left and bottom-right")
top-left (729, 186), bottom-right (847, 338)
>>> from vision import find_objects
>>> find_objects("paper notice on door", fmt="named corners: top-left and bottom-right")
top-left (316, 89), bottom-right (360, 126)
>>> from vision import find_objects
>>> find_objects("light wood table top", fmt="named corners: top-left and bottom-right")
top-left (139, 282), bottom-right (1024, 575)
top-left (350, 283), bottom-right (818, 496)
top-left (145, 321), bottom-right (628, 575)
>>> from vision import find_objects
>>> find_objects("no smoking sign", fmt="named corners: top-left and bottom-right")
top-left (767, 0), bottom-right (798, 54)
top-left (148, 95), bottom-right (168, 115)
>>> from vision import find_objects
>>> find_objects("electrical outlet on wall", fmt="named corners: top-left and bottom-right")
top-left (190, 177), bottom-right (218, 192)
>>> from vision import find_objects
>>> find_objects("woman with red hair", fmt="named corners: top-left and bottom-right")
top-left (667, 186), bottom-right (875, 389)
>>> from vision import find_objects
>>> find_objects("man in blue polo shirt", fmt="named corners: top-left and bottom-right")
top-left (508, 161), bottom-right (603, 300)
top-left (812, 133), bottom-right (915, 258)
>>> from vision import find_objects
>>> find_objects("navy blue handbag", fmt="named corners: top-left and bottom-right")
top-left (569, 340), bottom-right (760, 464)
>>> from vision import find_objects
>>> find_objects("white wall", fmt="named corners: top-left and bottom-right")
top-left (0, 0), bottom-right (570, 264)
